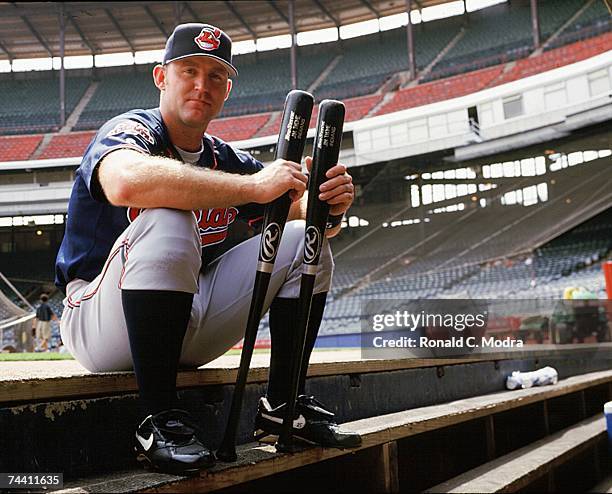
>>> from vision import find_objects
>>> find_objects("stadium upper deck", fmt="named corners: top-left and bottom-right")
top-left (0, 0), bottom-right (609, 159)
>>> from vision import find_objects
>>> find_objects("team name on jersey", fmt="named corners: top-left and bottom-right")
top-left (127, 207), bottom-right (238, 247)
top-left (108, 121), bottom-right (156, 145)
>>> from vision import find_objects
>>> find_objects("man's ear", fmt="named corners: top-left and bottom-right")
top-left (224, 78), bottom-right (233, 101)
top-left (153, 64), bottom-right (166, 91)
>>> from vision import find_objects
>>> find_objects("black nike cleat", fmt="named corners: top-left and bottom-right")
top-left (254, 395), bottom-right (362, 449)
top-left (135, 409), bottom-right (215, 475)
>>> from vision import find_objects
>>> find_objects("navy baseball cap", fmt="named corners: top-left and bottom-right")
top-left (163, 23), bottom-right (238, 77)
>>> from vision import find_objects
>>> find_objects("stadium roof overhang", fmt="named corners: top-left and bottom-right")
top-left (0, 0), bottom-right (457, 61)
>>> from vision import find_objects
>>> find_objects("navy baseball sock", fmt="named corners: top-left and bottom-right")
top-left (266, 292), bottom-right (328, 408)
top-left (121, 289), bottom-right (193, 419)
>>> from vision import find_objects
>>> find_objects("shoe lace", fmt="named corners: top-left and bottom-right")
top-left (297, 395), bottom-right (336, 422)
top-left (298, 395), bottom-right (327, 410)
top-left (152, 409), bottom-right (203, 446)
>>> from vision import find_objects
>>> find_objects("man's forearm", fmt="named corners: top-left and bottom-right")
top-left (99, 149), bottom-right (254, 210)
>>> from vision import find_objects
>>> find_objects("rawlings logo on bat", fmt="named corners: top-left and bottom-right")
top-left (304, 226), bottom-right (321, 264)
top-left (195, 26), bottom-right (222, 51)
top-left (127, 207), bottom-right (237, 247)
top-left (260, 223), bottom-right (281, 263)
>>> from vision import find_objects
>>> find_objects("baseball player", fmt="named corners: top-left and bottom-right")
top-left (55, 23), bottom-right (360, 475)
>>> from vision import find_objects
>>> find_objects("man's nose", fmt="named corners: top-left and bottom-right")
top-left (193, 75), bottom-right (208, 93)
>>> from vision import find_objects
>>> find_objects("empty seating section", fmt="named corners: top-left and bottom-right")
top-left (206, 113), bottom-right (269, 142)
top-left (315, 19), bottom-right (461, 100)
top-left (0, 76), bottom-right (89, 134)
top-left (320, 193), bottom-right (611, 335)
top-left (0, 2), bottom-right (609, 144)
top-left (37, 131), bottom-right (96, 159)
top-left (430, 2), bottom-right (533, 79)
top-left (11, 26), bottom-right (608, 157)
top-left (0, 134), bottom-right (42, 161)
top-left (254, 112), bottom-right (282, 138)
top-left (74, 68), bottom-right (159, 130)
top-left (497, 32), bottom-right (612, 85)
top-left (551, 0), bottom-right (612, 47)
top-left (344, 94), bottom-right (382, 121)
top-left (224, 48), bottom-right (336, 116)
top-left (429, 0), bottom-right (585, 81)
top-left (376, 65), bottom-right (503, 115)
top-left (252, 94), bottom-right (382, 138)
top-left (538, 0), bottom-right (586, 38)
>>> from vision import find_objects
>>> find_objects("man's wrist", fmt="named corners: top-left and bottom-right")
top-left (326, 213), bottom-right (344, 230)
top-left (239, 174), bottom-right (257, 203)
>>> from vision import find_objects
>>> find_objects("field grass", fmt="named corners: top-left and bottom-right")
top-left (0, 352), bottom-right (75, 361)
top-left (0, 347), bottom-right (350, 362)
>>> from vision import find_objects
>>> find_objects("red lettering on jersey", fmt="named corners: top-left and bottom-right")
top-left (126, 207), bottom-right (237, 247)
top-left (197, 207), bottom-right (237, 246)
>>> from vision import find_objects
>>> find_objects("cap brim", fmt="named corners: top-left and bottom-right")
top-left (164, 53), bottom-right (238, 77)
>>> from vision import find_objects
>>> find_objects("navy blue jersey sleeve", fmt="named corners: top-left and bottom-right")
top-left (79, 117), bottom-right (160, 203)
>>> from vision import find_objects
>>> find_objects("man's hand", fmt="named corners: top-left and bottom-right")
top-left (250, 159), bottom-right (308, 204)
top-left (305, 156), bottom-right (354, 217)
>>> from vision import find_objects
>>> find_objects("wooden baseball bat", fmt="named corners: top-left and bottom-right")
top-left (275, 99), bottom-right (345, 453)
top-left (216, 90), bottom-right (313, 462)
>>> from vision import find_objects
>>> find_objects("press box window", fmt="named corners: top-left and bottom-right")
top-left (503, 95), bottom-right (523, 119)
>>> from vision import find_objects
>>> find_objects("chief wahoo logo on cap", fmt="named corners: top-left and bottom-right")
top-left (195, 26), bottom-right (222, 51)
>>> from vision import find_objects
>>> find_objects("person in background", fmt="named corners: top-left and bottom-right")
top-left (32, 294), bottom-right (59, 352)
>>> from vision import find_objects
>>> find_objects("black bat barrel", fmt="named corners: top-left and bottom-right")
top-left (216, 90), bottom-right (313, 462)
top-left (276, 100), bottom-right (345, 452)
top-left (256, 90), bottom-right (314, 273)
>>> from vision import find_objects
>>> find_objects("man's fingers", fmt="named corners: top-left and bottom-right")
top-left (319, 182), bottom-right (354, 201)
top-left (292, 169), bottom-right (308, 184)
top-left (325, 164), bottom-right (347, 178)
top-left (324, 192), bottom-right (353, 205)
top-left (293, 176), bottom-right (307, 191)
top-left (305, 156), bottom-right (313, 173)
top-left (320, 174), bottom-right (351, 192)
top-left (279, 159), bottom-right (301, 172)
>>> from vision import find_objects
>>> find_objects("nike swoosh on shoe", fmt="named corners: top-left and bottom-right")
top-left (136, 432), bottom-right (154, 451)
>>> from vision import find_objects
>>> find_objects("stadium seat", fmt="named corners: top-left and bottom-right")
top-left (376, 65), bottom-right (504, 115)
top-left (206, 113), bottom-right (270, 142)
top-left (0, 76), bottom-right (89, 134)
top-left (37, 131), bottom-right (96, 160)
top-left (0, 134), bottom-right (43, 161)
top-left (315, 18), bottom-right (462, 101)
top-left (496, 32), bottom-right (612, 86)
top-left (550, 0), bottom-right (612, 48)
top-left (428, 0), bottom-right (586, 81)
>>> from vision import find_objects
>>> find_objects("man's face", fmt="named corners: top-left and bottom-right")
top-left (155, 56), bottom-right (232, 129)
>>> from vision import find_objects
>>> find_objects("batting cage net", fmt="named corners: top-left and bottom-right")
top-left (0, 273), bottom-right (34, 352)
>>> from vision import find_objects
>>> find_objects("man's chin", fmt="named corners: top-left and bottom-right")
top-left (182, 113), bottom-right (212, 129)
